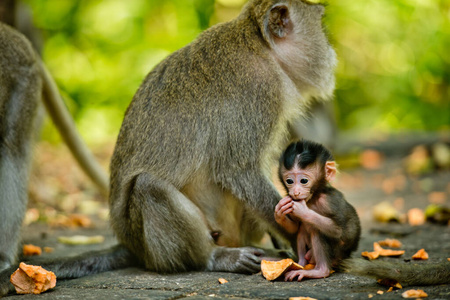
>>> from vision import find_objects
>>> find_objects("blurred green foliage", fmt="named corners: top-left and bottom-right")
top-left (23, 0), bottom-right (449, 145)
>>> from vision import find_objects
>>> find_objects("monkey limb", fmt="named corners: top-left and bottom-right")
top-left (0, 21), bottom-right (108, 281)
top-left (291, 197), bottom-right (342, 238)
top-left (342, 258), bottom-right (450, 286)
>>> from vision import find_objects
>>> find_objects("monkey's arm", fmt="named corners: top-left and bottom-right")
top-left (291, 200), bottom-right (342, 238)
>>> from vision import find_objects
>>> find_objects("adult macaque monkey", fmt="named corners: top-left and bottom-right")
top-left (108, 0), bottom-right (336, 273)
top-left (275, 140), bottom-right (361, 281)
top-left (0, 23), bottom-right (108, 271)
top-left (1, 0), bottom-right (337, 295)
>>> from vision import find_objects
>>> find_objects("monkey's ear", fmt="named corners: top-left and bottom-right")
top-left (325, 161), bottom-right (337, 182)
top-left (268, 4), bottom-right (293, 39)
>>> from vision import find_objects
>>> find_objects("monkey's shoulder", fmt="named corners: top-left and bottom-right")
top-left (0, 23), bottom-right (37, 68)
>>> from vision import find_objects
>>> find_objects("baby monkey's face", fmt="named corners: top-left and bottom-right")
top-left (281, 165), bottom-right (318, 202)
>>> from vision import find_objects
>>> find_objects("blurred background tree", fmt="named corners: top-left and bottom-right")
top-left (22, 0), bottom-right (449, 146)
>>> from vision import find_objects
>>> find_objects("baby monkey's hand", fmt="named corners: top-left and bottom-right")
top-left (275, 196), bottom-right (299, 234)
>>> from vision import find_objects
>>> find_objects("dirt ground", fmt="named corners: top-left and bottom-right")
top-left (3, 133), bottom-right (450, 299)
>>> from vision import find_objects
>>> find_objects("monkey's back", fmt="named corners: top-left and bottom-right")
top-left (322, 186), bottom-right (361, 262)
top-left (110, 17), bottom-right (286, 188)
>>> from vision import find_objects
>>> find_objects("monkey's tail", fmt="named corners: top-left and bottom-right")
top-left (39, 61), bottom-right (109, 195)
top-left (1, 245), bottom-right (136, 296)
top-left (341, 258), bottom-right (450, 286)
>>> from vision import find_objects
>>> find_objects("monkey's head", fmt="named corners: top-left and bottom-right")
top-left (279, 140), bottom-right (337, 201)
top-left (243, 0), bottom-right (337, 100)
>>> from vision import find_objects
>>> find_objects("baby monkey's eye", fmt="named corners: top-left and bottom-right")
top-left (286, 179), bottom-right (294, 185)
top-left (300, 178), bottom-right (309, 184)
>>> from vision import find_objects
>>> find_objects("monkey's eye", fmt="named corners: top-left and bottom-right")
top-left (286, 179), bottom-right (294, 185)
top-left (300, 178), bottom-right (309, 184)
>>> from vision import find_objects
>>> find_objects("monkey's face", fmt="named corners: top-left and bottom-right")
top-left (281, 165), bottom-right (317, 202)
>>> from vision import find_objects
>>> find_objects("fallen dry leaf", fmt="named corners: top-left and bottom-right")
top-left (373, 201), bottom-right (400, 223)
top-left (23, 244), bottom-right (42, 256)
top-left (408, 208), bottom-right (426, 226)
top-left (377, 278), bottom-right (402, 289)
top-left (261, 259), bottom-right (303, 281)
top-left (431, 142), bottom-right (450, 169)
top-left (378, 238), bottom-right (402, 248)
top-left (58, 235), bottom-right (104, 245)
top-left (10, 262), bottom-right (56, 294)
top-left (402, 289), bottom-right (428, 298)
top-left (374, 242), bottom-right (405, 257)
top-left (43, 247), bottom-right (54, 253)
top-left (427, 192), bottom-right (447, 204)
top-left (412, 249), bottom-right (429, 260)
top-left (360, 149), bottom-right (383, 170)
top-left (51, 214), bottom-right (93, 228)
top-left (405, 145), bottom-right (432, 175)
top-left (218, 278), bottom-right (228, 284)
top-left (361, 251), bottom-right (380, 260)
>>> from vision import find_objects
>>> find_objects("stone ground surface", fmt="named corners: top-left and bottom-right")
top-left (3, 134), bottom-right (450, 299)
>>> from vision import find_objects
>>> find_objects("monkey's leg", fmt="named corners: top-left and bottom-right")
top-left (117, 173), bottom-right (263, 274)
top-left (0, 64), bottom-right (42, 272)
top-left (285, 231), bottom-right (331, 281)
top-left (296, 226), bottom-right (309, 267)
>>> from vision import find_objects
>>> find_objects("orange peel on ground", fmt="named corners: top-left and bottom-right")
top-left (218, 278), bottom-right (228, 284)
top-left (412, 248), bottom-right (429, 260)
top-left (23, 244), bottom-right (42, 256)
top-left (362, 242), bottom-right (404, 260)
top-left (10, 262), bottom-right (56, 294)
top-left (361, 251), bottom-right (380, 260)
top-left (373, 242), bottom-right (405, 257)
top-left (408, 208), bottom-right (426, 226)
top-left (261, 259), bottom-right (303, 281)
top-left (402, 289), bottom-right (428, 298)
top-left (377, 238), bottom-right (402, 248)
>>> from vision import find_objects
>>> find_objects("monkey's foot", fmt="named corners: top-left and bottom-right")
top-left (284, 267), bottom-right (331, 281)
top-left (304, 250), bottom-right (316, 264)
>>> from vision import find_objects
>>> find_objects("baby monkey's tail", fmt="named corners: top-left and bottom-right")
top-left (341, 258), bottom-right (450, 286)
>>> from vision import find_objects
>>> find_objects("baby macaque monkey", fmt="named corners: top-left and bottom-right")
top-left (275, 140), bottom-right (361, 281)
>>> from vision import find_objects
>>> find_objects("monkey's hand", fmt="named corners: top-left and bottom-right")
top-left (0, 265), bottom-right (16, 296)
top-left (207, 247), bottom-right (264, 274)
top-left (275, 197), bottom-right (299, 234)
top-left (291, 199), bottom-right (311, 220)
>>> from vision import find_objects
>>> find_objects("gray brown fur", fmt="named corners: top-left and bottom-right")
top-left (0, 21), bottom-right (109, 295)
top-left (109, 0), bottom-right (336, 273)
top-left (342, 258), bottom-right (450, 286)
top-left (0, 0), bottom-right (336, 295)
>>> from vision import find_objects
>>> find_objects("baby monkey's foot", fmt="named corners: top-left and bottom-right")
top-left (284, 267), bottom-right (331, 281)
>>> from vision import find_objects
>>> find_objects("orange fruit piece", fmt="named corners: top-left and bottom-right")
top-left (374, 242), bottom-right (405, 257)
top-left (10, 262), bottom-right (56, 294)
top-left (412, 249), bottom-right (429, 260)
top-left (261, 259), bottom-right (303, 281)
top-left (23, 244), bottom-right (42, 256)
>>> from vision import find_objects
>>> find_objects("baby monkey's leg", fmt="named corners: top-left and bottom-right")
top-left (285, 230), bottom-right (331, 281)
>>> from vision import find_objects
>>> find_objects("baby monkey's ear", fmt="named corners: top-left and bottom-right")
top-left (325, 161), bottom-right (337, 182)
